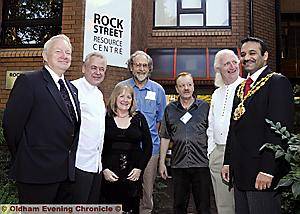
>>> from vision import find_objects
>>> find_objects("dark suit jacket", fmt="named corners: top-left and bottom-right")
top-left (3, 67), bottom-right (81, 184)
top-left (224, 66), bottom-right (294, 191)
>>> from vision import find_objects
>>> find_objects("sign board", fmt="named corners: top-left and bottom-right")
top-left (83, 0), bottom-right (132, 68)
top-left (5, 71), bottom-right (27, 89)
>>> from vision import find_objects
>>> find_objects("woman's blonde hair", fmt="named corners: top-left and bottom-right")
top-left (107, 83), bottom-right (137, 117)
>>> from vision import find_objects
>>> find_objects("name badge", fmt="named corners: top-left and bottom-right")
top-left (180, 112), bottom-right (192, 124)
top-left (145, 91), bottom-right (156, 100)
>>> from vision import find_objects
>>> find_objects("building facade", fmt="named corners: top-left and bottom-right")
top-left (0, 0), bottom-right (299, 109)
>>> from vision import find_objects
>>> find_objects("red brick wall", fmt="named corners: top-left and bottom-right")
top-left (0, 52), bottom-right (43, 109)
top-left (100, 0), bottom-right (150, 102)
top-left (0, 0), bottom-right (277, 109)
top-left (252, 0), bottom-right (276, 71)
top-left (64, 0), bottom-right (150, 102)
top-left (147, 0), bottom-right (247, 50)
top-left (145, 0), bottom-right (276, 71)
top-left (61, 0), bottom-right (84, 81)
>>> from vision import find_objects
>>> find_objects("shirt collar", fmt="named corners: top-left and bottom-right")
top-left (82, 77), bottom-right (98, 91)
top-left (45, 65), bottom-right (65, 84)
top-left (176, 96), bottom-right (200, 109)
top-left (130, 78), bottom-right (151, 90)
top-left (224, 76), bottom-right (244, 89)
top-left (192, 98), bottom-right (204, 108)
top-left (248, 65), bottom-right (268, 83)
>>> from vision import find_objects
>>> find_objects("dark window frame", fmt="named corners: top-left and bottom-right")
top-left (177, 0), bottom-right (206, 27)
top-left (0, 0), bottom-right (63, 48)
top-left (147, 47), bottom-right (239, 81)
top-left (153, 0), bottom-right (231, 29)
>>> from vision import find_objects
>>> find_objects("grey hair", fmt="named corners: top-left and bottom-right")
top-left (84, 52), bottom-right (107, 66)
top-left (127, 50), bottom-right (153, 74)
top-left (43, 34), bottom-right (72, 53)
top-left (213, 49), bottom-right (239, 87)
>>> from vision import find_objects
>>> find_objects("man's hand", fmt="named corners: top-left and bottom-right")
top-left (159, 163), bottom-right (170, 180)
top-left (221, 165), bottom-right (230, 183)
top-left (159, 138), bottom-right (171, 180)
top-left (127, 168), bottom-right (141, 181)
top-left (255, 172), bottom-right (273, 190)
top-left (103, 169), bottom-right (119, 182)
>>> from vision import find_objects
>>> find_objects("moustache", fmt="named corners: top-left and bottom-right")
top-left (243, 59), bottom-right (255, 65)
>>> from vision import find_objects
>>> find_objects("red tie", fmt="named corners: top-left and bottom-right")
top-left (244, 77), bottom-right (253, 96)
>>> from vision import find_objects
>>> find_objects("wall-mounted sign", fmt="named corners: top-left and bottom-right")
top-left (83, 0), bottom-right (132, 68)
top-left (5, 71), bottom-right (27, 89)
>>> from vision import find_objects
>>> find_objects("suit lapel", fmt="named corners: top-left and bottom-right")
top-left (232, 67), bottom-right (272, 125)
top-left (65, 80), bottom-right (81, 123)
top-left (42, 68), bottom-right (73, 123)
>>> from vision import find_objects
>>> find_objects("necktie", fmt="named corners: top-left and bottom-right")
top-left (244, 77), bottom-right (253, 96)
top-left (58, 79), bottom-right (77, 124)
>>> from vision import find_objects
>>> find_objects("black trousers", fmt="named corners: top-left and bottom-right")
top-left (234, 185), bottom-right (281, 214)
top-left (71, 168), bottom-right (102, 204)
top-left (17, 179), bottom-right (73, 204)
top-left (172, 167), bottom-right (211, 214)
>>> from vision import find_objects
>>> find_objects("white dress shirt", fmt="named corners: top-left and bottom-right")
top-left (72, 77), bottom-right (106, 173)
top-left (207, 76), bottom-right (244, 157)
top-left (45, 65), bottom-right (78, 119)
top-left (248, 65), bottom-right (267, 84)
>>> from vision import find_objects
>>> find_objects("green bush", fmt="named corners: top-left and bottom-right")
top-left (0, 109), bottom-right (4, 145)
top-left (153, 176), bottom-right (171, 213)
top-left (0, 181), bottom-right (18, 204)
top-left (281, 191), bottom-right (300, 214)
top-left (261, 119), bottom-right (300, 213)
top-left (0, 109), bottom-right (18, 204)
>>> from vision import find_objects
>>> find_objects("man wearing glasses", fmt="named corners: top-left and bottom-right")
top-left (120, 51), bottom-right (166, 214)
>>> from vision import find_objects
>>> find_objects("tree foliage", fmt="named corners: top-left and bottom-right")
top-left (261, 119), bottom-right (300, 213)
top-left (1, 0), bottom-right (62, 46)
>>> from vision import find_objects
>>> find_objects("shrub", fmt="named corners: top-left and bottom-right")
top-left (261, 119), bottom-right (300, 213)
top-left (0, 109), bottom-right (18, 203)
top-left (0, 110), bottom-right (4, 145)
top-left (0, 181), bottom-right (18, 204)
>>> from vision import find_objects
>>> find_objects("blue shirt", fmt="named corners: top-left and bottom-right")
top-left (121, 78), bottom-right (166, 155)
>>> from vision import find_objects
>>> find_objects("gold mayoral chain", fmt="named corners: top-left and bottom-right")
top-left (233, 73), bottom-right (274, 121)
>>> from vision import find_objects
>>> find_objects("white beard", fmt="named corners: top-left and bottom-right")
top-left (134, 73), bottom-right (148, 82)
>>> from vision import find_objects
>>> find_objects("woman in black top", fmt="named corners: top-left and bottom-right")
top-left (102, 84), bottom-right (152, 213)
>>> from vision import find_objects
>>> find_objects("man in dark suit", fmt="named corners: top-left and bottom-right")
top-left (3, 34), bottom-right (81, 203)
top-left (221, 37), bottom-right (294, 214)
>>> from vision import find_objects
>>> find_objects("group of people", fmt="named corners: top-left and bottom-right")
top-left (2, 34), bottom-right (166, 213)
top-left (2, 33), bottom-right (294, 214)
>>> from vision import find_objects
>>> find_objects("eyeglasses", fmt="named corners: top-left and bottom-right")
top-left (133, 63), bottom-right (149, 69)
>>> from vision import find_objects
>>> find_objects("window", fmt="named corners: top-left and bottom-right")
top-left (148, 49), bottom-right (175, 79)
top-left (176, 48), bottom-right (206, 77)
top-left (208, 48), bottom-right (239, 77)
top-left (148, 48), bottom-right (238, 80)
top-left (154, 0), bottom-right (230, 28)
top-left (281, 13), bottom-right (300, 78)
top-left (0, 0), bottom-right (62, 48)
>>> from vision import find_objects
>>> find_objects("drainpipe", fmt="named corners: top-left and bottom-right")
top-left (275, 0), bottom-right (281, 73)
top-left (249, 0), bottom-right (254, 36)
